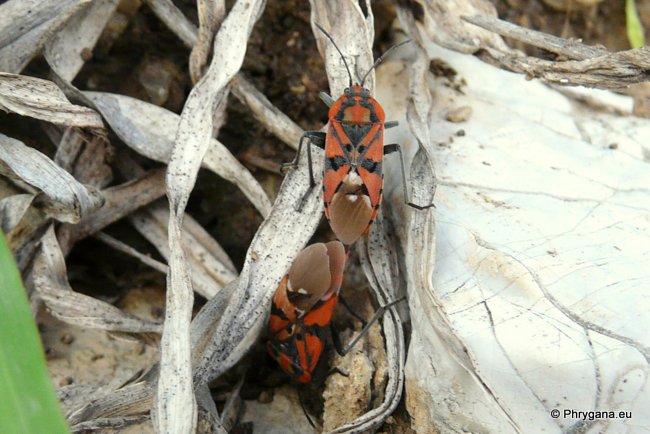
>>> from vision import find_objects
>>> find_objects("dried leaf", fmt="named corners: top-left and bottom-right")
top-left (32, 226), bottom-right (162, 333)
top-left (155, 1), bottom-right (266, 432)
top-left (86, 91), bottom-right (271, 217)
top-left (0, 73), bottom-right (103, 128)
top-left (130, 203), bottom-right (237, 299)
top-left (55, 128), bottom-right (113, 187)
top-left (0, 133), bottom-right (104, 224)
top-left (145, 0), bottom-right (198, 48)
top-left (56, 168), bottom-right (166, 254)
top-left (459, 14), bottom-right (650, 89)
top-left (44, 0), bottom-right (120, 82)
top-left (0, 0), bottom-right (90, 73)
top-left (395, 0), bottom-right (507, 54)
top-left (148, 0), bottom-right (302, 151)
top-left (190, 0), bottom-right (226, 83)
top-left (67, 382), bottom-right (153, 427)
top-left (94, 231), bottom-right (168, 274)
top-left (310, 0), bottom-right (374, 96)
top-left (329, 216), bottom-right (405, 434)
top-left (231, 75), bottom-right (302, 150)
top-left (0, 194), bottom-right (34, 233)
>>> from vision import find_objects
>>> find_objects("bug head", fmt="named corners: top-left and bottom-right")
top-left (314, 23), bottom-right (411, 93)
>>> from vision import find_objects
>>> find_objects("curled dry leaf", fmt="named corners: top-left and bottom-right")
top-left (310, 0), bottom-right (375, 96)
top-left (130, 203), bottom-right (237, 299)
top-left (462, 14), bottom-right (650, 90)
top-left (86, 91), bottom-right (271, 217)
top-left (190, 0), bottom-right (226, 83)
top-left (32, 226), bottom-right (162, 333)
top-left (395, 0), bottom-right (508, 54)
top-left (44, 0), bottom-right (120, 82)
top-left (145, 0), bottom-right (198, 48)
top-left (0, 194), bottom-right (34, 233)
top-left (66, 382), bottom-right (154, 428)
top-left (156, 0), bottom-right (266, 432)
top-left (54, 127), bottom-right (113, 188)
top-left (56, 168), bottom-right (166, 254)
top-left (231, 75), bottom-right (303, 150)
top-left (0, 0), bottom-right (90, 73)
top-left (0, 133), bottom-right (104, 224)
top-left (147, 0), bottom-right (304, 152)
top-left (0, 73), bottom-right (103, 128)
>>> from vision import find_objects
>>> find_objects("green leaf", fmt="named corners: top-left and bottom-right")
top-left (0, 230), bottom-right (69, 434)
top-left (626, 0), bottom-right (646, 48)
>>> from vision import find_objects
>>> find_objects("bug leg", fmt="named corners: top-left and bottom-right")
top-left (334, 296), bottom-right (406, 357)
top-left (384, 120), bottom-right (399, 129)
top-left (282, 131), bottom-right (326, 211)
top-left (298, 388), bottom-right (318, 429)
top-left (384, 143), bottom-right (435, 210)
top-left (319, 92), bottom-right (334, 107)
top-left (296, 138), bottom-right (316, 211)
top-left (339, 293), bottom-right (366, 326)
top-left (281, 131), bottom-right (325, 172)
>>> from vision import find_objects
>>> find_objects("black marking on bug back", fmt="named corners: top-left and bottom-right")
top-left (325, 155), bottom-right (348, 172)
top-left (342, 123), bottom-right (372, 145)
top-left (271, 302), bottom-right (290, 321)
top-left (329, 123), bottom-right (353, 160)
top-left (359, 98), bottom-right (379, 123)
top-left (334, 96), bottom-right (356, 122)
top-left (361, 158), bottom-right (381, 174)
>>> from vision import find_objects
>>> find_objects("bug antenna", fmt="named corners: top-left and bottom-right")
top-left (314, 23), bottom-right (353, 88)
top-left (360, 39), bottom-right (411, 87)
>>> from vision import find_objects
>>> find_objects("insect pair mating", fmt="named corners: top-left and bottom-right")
top-left (284, 23), bottom-right (435, 246)
top-left (267, 241), bottom-right (402, 384)
top-left (268, 25), bottom-right (433, 387)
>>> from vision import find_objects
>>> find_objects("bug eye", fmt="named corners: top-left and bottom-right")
top-left (362, 89), bottom-right (370, 96)
top-left (344, 88), bottom-right (350, 94)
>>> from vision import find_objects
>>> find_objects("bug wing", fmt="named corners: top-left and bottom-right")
top-left (323, 122), bottom-right (351, 220)
top-left (357, 124), bottom-right (384, 235)
top-left (356, 124), bottom-right (384, 208)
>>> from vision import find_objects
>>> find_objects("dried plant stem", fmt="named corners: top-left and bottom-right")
top-left (462, 14), bottom-right (650, 90)
top-left (94, 231), bottom-right (168, 274)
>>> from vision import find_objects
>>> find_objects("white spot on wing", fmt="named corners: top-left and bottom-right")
top-left (344, 170), bottom-right (363, 186)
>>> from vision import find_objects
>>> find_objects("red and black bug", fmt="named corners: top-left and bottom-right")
top-left (267, 241), bottom-right (346, 383)
top-left (284, 24), bottom-right (435, 245)
top-left (267, 241), bottom-right (403, 384)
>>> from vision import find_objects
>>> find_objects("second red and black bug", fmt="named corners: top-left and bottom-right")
top-left (267, 241), bottom-right (346, 383)
top-left (284, 24), bottom-right (435, 245)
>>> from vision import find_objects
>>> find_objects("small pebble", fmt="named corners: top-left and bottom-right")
top-left (59, 377), bottom-right (74, 387)
top-left (258, 389), bottom-right (273, 404)
top-left (446, 106), bottom-right (472, 123)
top-left (80, 48), bottom-right (93, 61)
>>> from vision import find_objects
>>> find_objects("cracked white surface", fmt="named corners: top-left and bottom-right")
top-left (378, 40), bottom-right (650, 433)
top-left (426, 43), bottom-right (650, 433)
